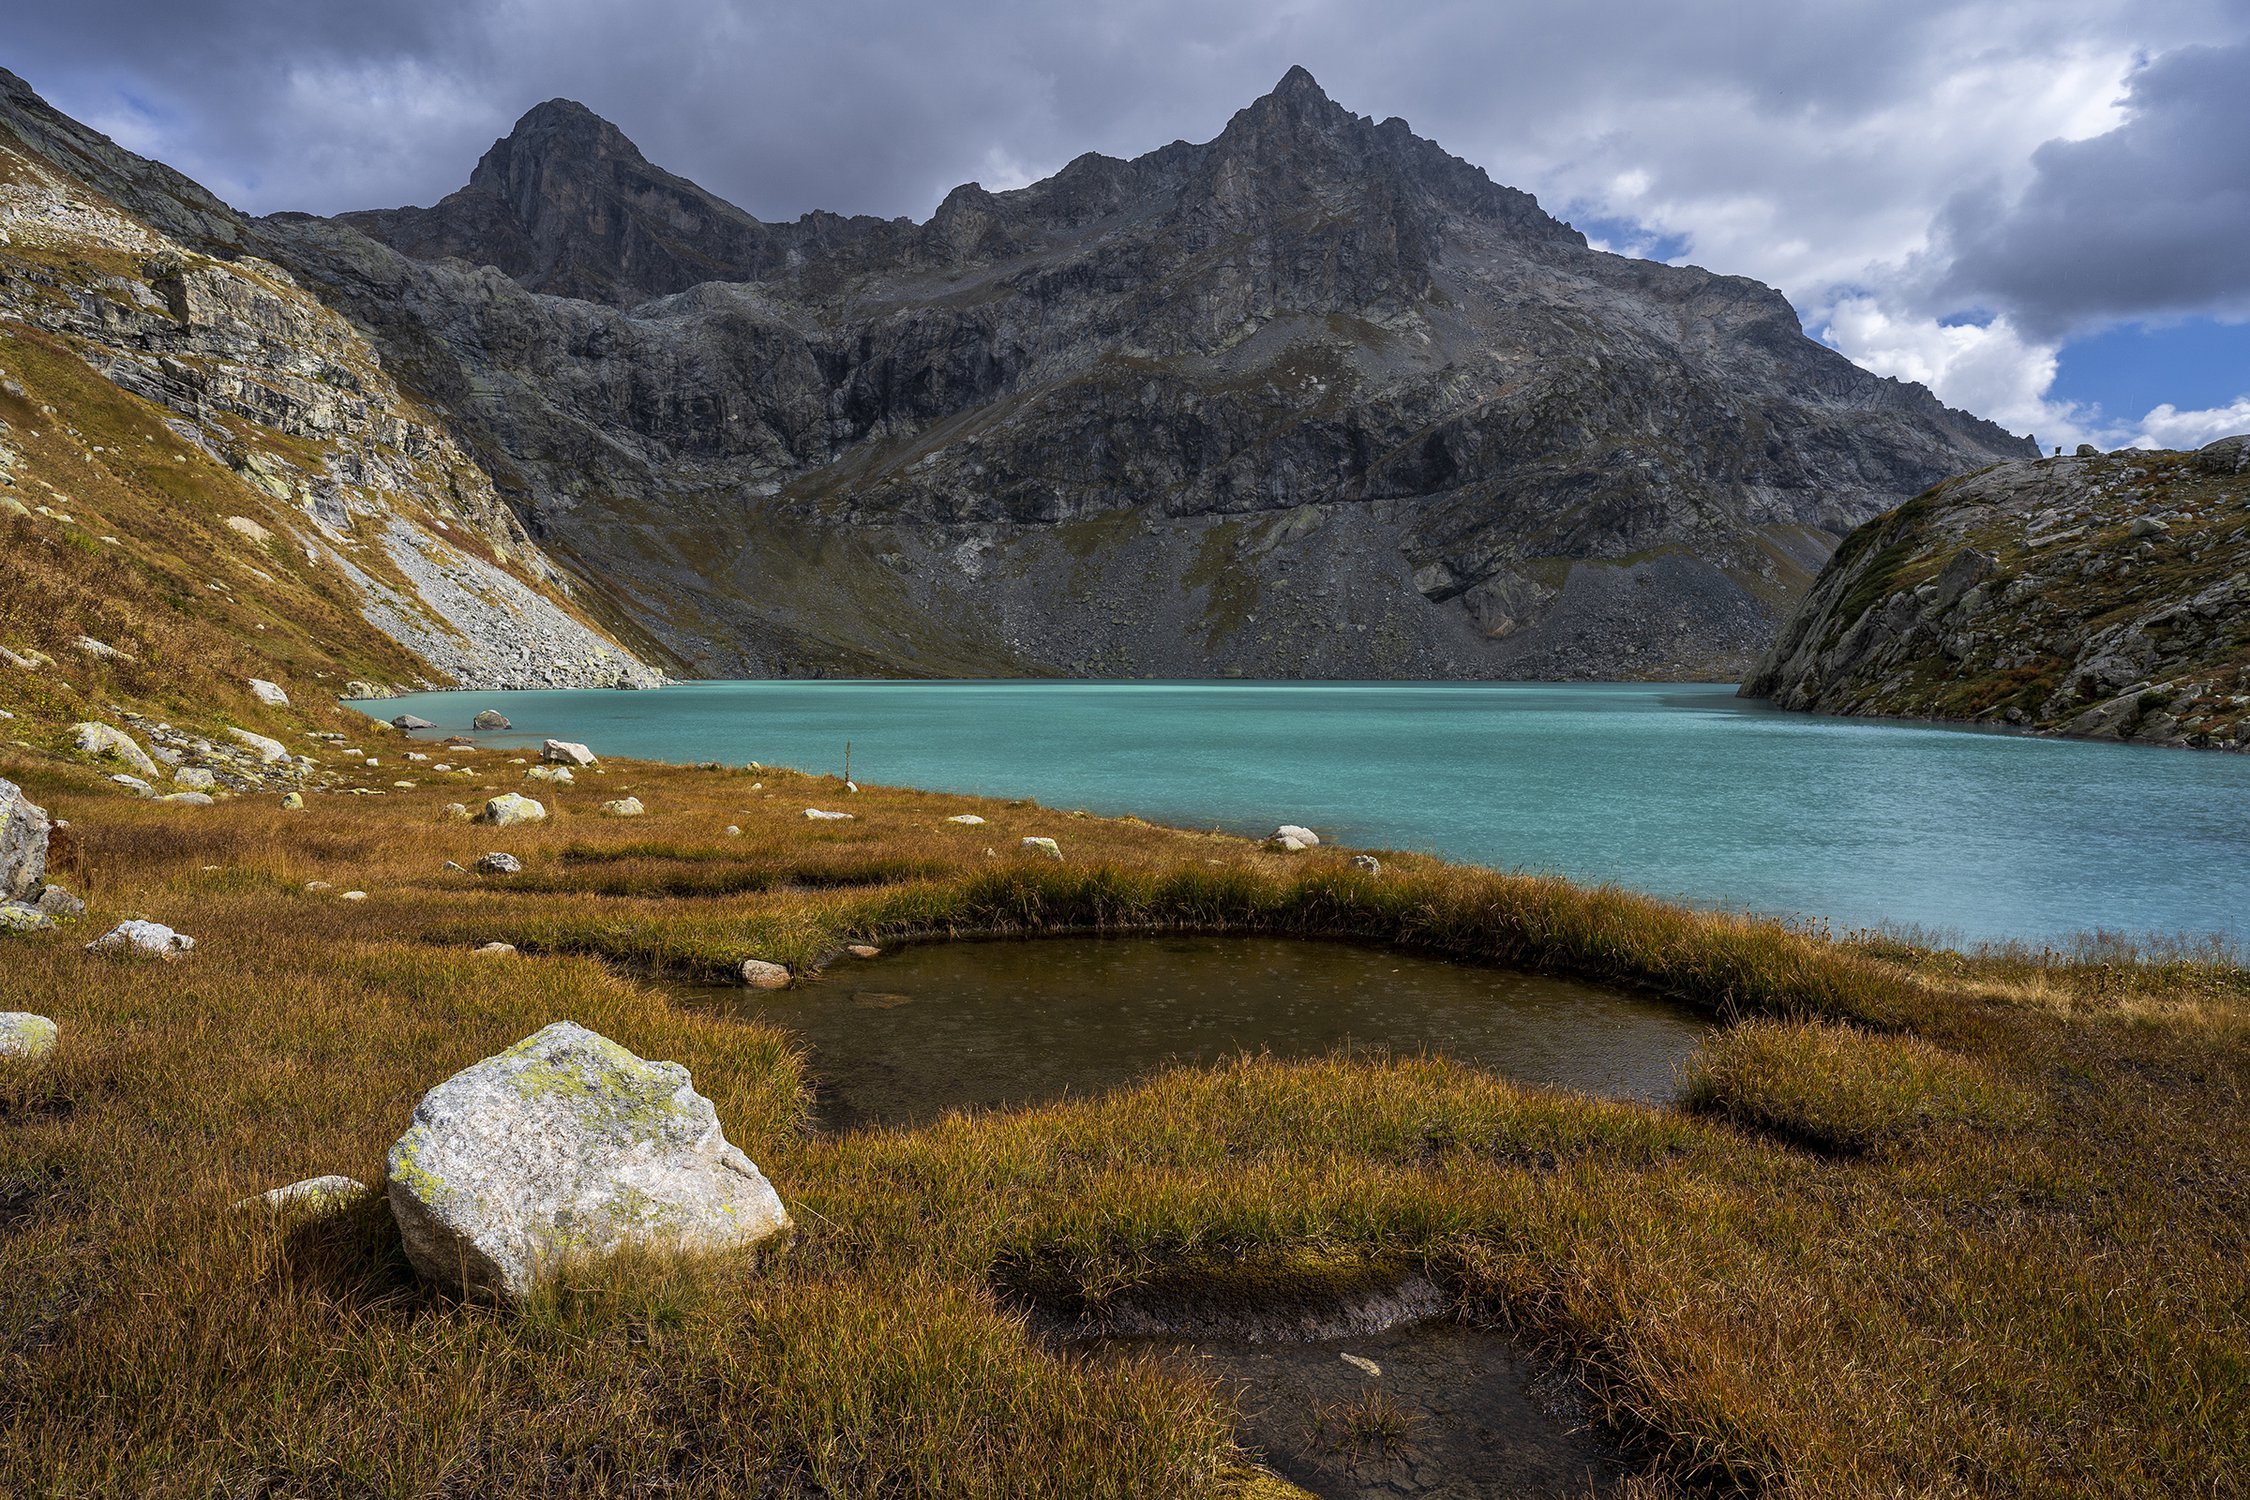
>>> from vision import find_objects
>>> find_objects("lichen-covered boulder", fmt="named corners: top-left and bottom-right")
top-left (280, 791), bottom-right (306, 811)
top-left (234, 1175), bottom-right (365, 1214)
top-left (73, 721), bottom-right (160, 779)
top-left (0, 1013), bottom-right (58, 1061)
top-left (472, 710), bottom-right (511, 730)
top-left (0, 775), bottom-right (48, 902)
top-left (1020, 836), bottom-right (1062, 859)
top-left (0, 904), bottom-right (55, 934)
top-left (477, 793), bottom-right (546, 827)
top-left (86, 919), bottom-right (194, 959)
top-left (173, 766), bottom-right (217, 791)
top-left (598, 797), bottom-right (645, 817)
top-left (386, 1021), bottom-right (790, 1300)
top-left (524, 764), bottom-right (573, 783)
top-left (543, 739), bottom-right (597, 766)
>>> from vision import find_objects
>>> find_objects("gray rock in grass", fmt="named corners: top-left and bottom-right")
top-left (386, 1021), bottom-right (790, 1300)
top-left (0, 1012), bottom-right (58, 1060)
top-left (0, 775), bottom-right (49, 902)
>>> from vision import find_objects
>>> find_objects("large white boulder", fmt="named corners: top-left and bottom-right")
top-left (0, 775), bottom-right (48, 902)
top-left (386, 1021), bottom-right (790, 1300)
top-left (598, 797), bottom-right (645, 817)
top-left (226, 728), bottom-right (290, 764)
top-left (477, 793), bottom-right (547, 827)
top-left (0, 1013), bottom-right (58, 1060)
top-left (246, 678), bottom-right (290, 707)
top-left (72, 721), bottom-right (160, 779)
top-left (86, 919), bottom-right (194, 960)
top-left (1271, 825), bottom-right (1321, 847)
top-left (543, 740), bottom-right (597, 767)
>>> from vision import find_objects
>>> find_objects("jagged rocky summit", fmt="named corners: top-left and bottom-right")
top-left (5, 66), bottom-right (2031, 680)
top-left (1743, 438), bottom-right (2250, 750)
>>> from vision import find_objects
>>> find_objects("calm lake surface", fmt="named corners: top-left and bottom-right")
top-left (677, 936), bottom-right (1702, 1131)
top-left (365, 680), bottom-right (2250, 944)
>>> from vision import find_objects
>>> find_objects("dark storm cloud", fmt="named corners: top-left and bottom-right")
top-left (1939, 39), bottom-right (2250, 339)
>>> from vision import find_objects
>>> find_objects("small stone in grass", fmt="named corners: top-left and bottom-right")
top-left (477, 793), bottom-right (546, 827)
top-left (234, 1175), bottom-right (365, 1215)
top-left (740, 959), bottom-right (790, 989)
top-left (1351, 854), bottom-right (1382, 875)
top-left (723, 825), bottom-right (742, 837)
top-left (946, 814), bottom-right (985, 825)
top-left (86, 919), bottom-right (193, 959)
top-left (599, 797), bottom-right (645, 817)
top-left (475, 941), bottom-right (518, 957)
top-left (0, 1012), bottom-right (58, 1060)
top-left (475, 853), bottom-right (522, 875)
top-left (304, 880), bottom-right (332, 892)
top-left (1020, 836), bottom-right (1062, 860)
top-left (280, 791), bottom-right (305, 810)
top-left (803, 808), bottom-right (852, 821)
top-left (339, 890), bottom-right (368, 902)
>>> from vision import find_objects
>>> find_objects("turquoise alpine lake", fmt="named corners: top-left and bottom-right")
top-left (361, 680), bottom-right (2250, 946)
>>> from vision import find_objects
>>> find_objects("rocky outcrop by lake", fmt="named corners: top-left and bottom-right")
top-left (1743, 438), bottom-right (2250, 749)
top-left (0, 68), bottom-right (664, 693)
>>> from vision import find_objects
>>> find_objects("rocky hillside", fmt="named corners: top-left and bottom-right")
top-left (1742, 439), bottom-right (2250, 750)
top-left (2, 66), bottom-right (2032, 681)
top-left (0, 69), bottom-right (665, 727)
top-left (259, 68), bottom-right (2029, 680)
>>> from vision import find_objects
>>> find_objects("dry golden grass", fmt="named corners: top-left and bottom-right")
top-left (1, 748), bottom-right (2245, 1497)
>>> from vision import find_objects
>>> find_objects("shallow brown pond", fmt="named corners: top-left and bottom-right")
top-left (677, 934), bottom-right (1704, 1132)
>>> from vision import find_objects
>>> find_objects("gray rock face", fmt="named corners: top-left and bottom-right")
top-left (0, 776), bottom-right (48, 902)
top-left (254, 68), bottom-right (2029, 683)
top-left (386, 1021), bottom-right (791, 1300)
top-left (1743, 437), bottom-right (2250, 749)
top-left (0, 1013), bottom-right (58, 1061)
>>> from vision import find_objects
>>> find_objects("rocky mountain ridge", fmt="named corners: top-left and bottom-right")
top-left (4, 64), bottom-right (2034, 680)
top-left (271, 67), bottom-right (2033, 679)
top-left (1742, 439), bottom-right (2250, 750)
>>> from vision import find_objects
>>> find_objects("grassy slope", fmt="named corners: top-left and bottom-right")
top-left (0, 749), bottom-right (2243, 1498)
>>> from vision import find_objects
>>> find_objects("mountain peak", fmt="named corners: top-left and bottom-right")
top-left (1272, 64), bottom-right (1328, 102)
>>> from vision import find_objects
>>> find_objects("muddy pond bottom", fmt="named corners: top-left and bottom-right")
top-left (677, 935), bottom-right (1705, 1131)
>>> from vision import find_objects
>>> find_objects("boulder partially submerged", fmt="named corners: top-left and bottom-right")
top-left (386, 1021), bottom-right (790, 1300)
